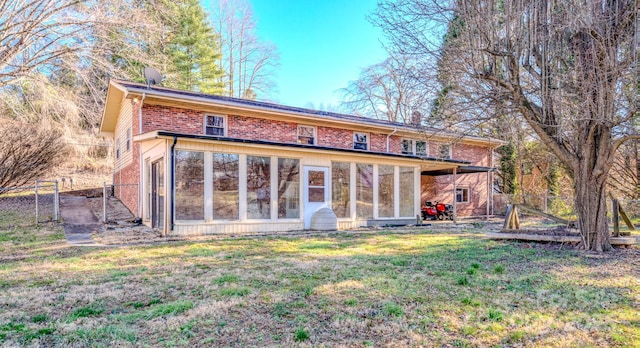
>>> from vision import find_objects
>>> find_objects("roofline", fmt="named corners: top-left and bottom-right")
top-left (133, 130), bottom-right (472, 166)
top-left (99, 81), bottom-right (127, 135)
top-left (113, 80), bottom-right (504, 147)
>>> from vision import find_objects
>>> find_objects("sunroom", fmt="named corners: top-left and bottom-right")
top-left (136, 131), bottom-right (466, 235)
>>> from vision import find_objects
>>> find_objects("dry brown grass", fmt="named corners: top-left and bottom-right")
top-left (0, 217), bottom-right (638, 347)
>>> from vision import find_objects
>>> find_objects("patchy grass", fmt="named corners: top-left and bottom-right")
top-left (0, 222), bottom-right (638, 347)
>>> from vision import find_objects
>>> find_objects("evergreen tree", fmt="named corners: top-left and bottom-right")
top-left (166, 0), bottom-right (224, 94)
top-left (496, 143), bottom-right (517, 195)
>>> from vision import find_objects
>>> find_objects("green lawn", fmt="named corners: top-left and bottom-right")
top-left (0, 216), bottom-right (638, 347)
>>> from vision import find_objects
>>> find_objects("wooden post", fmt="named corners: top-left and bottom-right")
top-left (618, 203), bottom-right (635, 232)
top-left (503, 204), bottom-right (513, 230)
top-left (453, 167), bottom-right (457, 223)
top-left (486, 169), bottom-right (490, 220)
top-left (103, 182), bottom-right (108, 223)
top-left (513, 205), bottom-right (521, 230)
top-left (35, 180), bottom-right (39, 224)
top-left (612, 199), bottom-right (620, 237)
top-left (54, 181), bottom-right (59, 222)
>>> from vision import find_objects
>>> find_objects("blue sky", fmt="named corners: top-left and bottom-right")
top-left (249, 0), bottom-right (389, 109)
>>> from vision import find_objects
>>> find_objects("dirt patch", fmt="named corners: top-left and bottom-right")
top-left (93, 222), bottom-right (163, 245)
top-left (59, 188), bottom-right (104, 198)
top-left (86, 197), bottom-right (135, 223)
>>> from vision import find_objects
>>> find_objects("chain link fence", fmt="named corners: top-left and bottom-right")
top-left (102, 183), bottom-right (137, 223)
top-left (0, 181), bottom-right (59, 225)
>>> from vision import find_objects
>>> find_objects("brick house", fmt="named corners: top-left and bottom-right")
top-left (100, 80), bottom-right (501, 235)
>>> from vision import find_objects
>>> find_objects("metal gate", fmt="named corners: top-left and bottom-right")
top-left (35, 180), bottom-right (59, 223)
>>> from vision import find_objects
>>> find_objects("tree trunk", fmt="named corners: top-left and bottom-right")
top-left (574, 168), bottom-right (611, 252)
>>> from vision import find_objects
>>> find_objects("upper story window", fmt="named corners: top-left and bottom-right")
top-left (205, 115), bottom-right (226, 136)
top-left (401, 139), bottom-right (413, 154)
top-left (439, 144), bottom-right (451, 159)
top-left (353, 132), bottom-right (369, 150)
top-left (402, 139), bottom-right (428, 156)
top-left (126, 127), bottom-right (131, 151)
top-left (116, 138), bottom-right (121, 159)
top-left (298, 125), bottom-right (316, 145)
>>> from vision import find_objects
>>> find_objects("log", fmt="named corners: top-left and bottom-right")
top-left (514, 204), bottom-right (578, 228)
top-left (486, 232), bottom-right (637, 245)
top-left (503, 205), bottom-right (514, 230)
top-left (618, 203), bottom-right (635, 231)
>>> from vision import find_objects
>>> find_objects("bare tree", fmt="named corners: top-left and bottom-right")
top-left (0, 122), bottom-right (68, 191)
top-left (211, 0), bottom-right (279, 99)
top-left (340, 55), bottom-right (433, 123)
top-left (0, 0), bottom-right (92, 88)
top-left (373, 0), bottom-right (638, 251)
top-left (608, 142), bottom-right (639, 199)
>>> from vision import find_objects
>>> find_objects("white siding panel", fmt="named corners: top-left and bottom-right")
top-left (114, 101), bottom-right (133, 171)
top-left (173, 221), bottom-right (304, 236)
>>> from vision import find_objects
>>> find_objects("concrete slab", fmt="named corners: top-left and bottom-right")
top-left (59, 196), bottom-right (103, 246)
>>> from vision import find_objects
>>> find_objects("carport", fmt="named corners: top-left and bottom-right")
top-left (420, 165), bottom-right (495, 221)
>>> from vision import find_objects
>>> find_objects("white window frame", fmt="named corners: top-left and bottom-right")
top-left (353, 132), bottom-right (369, 151)
top-left (415, 140), bottom-right (428, 156)
top-left (439, 144), bottom-right (452, 159)
top-left (401, 139), bottom-right (414, 154)
top-left (456, 187), bottom-right (470, 203)
top-left (204, 114), bottom-right (227, 136)
top-left (402, 139), bottom-right (428, 156)
top-left (297, 125), bottom-right (316, 145)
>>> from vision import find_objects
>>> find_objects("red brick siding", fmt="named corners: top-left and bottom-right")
top-left (420, 172), bottom-right (491, 217)
top-left (388, 135), bottom-right (403, 154)
top-left (370, 133), bottom-right (388, 152)
top-left (114, 161), bottom-right (139, 216)
top-left (453, 143), bottom-right (490, 166)
top-left (142, 105), bottom-right (203, 134)
top-left (317, 126), bottom-right (353, 149)
top-left (114, 102), bottom-right (141, 216)
top-left (140, 105), bottom-right (495, 161)
top-left (228, 115), bottom-right (298, 143)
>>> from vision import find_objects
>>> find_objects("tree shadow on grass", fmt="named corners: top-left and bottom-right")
top-left (1, 229), bottom-right (637, 346)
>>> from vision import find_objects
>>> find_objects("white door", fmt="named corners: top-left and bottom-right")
top-left (303, 166), bottom-right (330, 229)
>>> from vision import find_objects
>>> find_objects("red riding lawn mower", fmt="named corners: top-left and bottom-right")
top-left (421, 201), bottom-right (454, 221)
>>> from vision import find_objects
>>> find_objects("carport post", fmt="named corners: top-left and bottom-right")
top-left (486, 170), bottom-right (490, 220)
top-left (452, 167), bottom-right (457, 223)
top-left (103, 182), bottom-right (107, 223)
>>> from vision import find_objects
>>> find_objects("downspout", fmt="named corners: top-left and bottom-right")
top-left (170, 136), bottom-right (178, 232)
top-left (386, 127), bottom-right (398, 152)
top-left (137, 93), bottom-right (145, 219)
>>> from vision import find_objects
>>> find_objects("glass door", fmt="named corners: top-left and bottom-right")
top-left (303, 166), bottom-right (329, 229)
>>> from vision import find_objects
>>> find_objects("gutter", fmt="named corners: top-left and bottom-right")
top-left (116, 81), bottom-right (499, 146)
top-left (386, 127), bottom-right (398, 152)
top-left (143, 130), bottom-right (472, 165)
top-left (137, 93), bottom-right (145, 218)
top-left (169, 136), bottom-right (178, 233)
